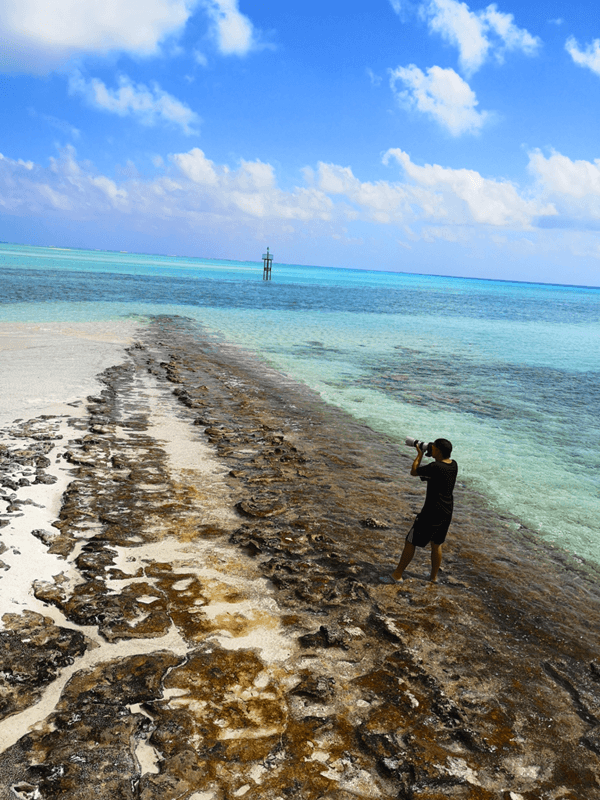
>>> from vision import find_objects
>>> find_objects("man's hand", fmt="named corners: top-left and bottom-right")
top-left (411, 445), bottom-right (424, 476)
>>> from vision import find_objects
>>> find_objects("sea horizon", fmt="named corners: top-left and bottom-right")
top-left (2, 240), bottom-right (600, 291)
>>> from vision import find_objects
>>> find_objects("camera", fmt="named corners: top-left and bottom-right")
top-left (405, 437), bottom-right (434, 457)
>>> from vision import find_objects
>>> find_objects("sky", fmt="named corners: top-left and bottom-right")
top-left (1, 1), bottom-right (600, 286)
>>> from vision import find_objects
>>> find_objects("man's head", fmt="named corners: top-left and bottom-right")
top-left (433, 438), bottom-right (453, 459)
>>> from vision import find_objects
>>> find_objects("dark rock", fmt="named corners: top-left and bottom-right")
top-left (236, 496), bottom-right (286, 518)
top-left (581, 725), bottom-right (600, 755)
top-left (291, 673), bottom-right (335, 702)
top-left (361, 517), bottom-right (390, 529)
top-left (0, 612), bottom-right (88, 722)
top-left (298, 625), bottom-right (348, 650)
top-left (34, 472), bottom-right (58, 485)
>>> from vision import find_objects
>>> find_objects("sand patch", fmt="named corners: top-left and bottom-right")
top-left (0, 320), bottom-right (138, 426)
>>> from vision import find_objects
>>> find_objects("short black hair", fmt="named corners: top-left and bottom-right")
top-left (434, 438), bottom-right (453, 458)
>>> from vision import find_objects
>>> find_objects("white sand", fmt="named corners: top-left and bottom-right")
top-left (0, 320), bottom-right (139, 426)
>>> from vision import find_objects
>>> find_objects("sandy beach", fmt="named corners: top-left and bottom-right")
top-left (1, 315), bottom-right (599, 800)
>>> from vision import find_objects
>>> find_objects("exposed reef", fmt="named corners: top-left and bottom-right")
top-left (1, 316), bottom-right (599, 799)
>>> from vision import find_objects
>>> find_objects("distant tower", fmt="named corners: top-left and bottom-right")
top-left (262, 247), bottom-right (273, 280)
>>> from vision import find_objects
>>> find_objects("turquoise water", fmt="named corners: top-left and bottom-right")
top-left (1, 243), bottom-right (599, 564)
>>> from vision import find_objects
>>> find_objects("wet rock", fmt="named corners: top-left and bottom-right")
top-left (236, 496), bottom-right (287, 518)
top-left (0, 612), bottom-right (87, 722)
top-left (291, 672), bottom-right (336, 702)
top-left (581, 725), bottom-right (600, 755)
top-left (366, 609), bottom-right (411, 644)
top-left (34, 471), bottom-right (58, 485)
top-left (361, 517), bottom-right (390, 529)
top-left (2, 652), bottom-right (180, 800)
top-left (298, 625), bottom-right (348, 650)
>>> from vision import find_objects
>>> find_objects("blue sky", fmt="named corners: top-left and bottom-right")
top-left (1, 0), bottom-right (600, 285)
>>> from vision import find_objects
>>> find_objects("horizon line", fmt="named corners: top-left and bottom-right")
top-left (1, 239), bottom-right (598, 292)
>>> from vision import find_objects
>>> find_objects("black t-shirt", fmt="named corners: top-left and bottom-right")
top-left (416, 459), bottom-right (458, 523)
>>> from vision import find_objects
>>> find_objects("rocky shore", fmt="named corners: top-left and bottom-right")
top-left (1, 315), bottom-right (599, 800)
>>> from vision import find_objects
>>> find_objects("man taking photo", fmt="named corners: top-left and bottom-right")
top-left (392, 438), bottom-right (457, 583)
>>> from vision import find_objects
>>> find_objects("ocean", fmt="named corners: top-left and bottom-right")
top-left (1, 242), bottom-right (599, 565)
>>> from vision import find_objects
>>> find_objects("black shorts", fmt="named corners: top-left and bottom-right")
top-left (406, 513), bottom-right (450, 548)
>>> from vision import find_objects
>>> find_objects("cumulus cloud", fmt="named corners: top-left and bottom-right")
top-left (565, 37), bottom-right (600, 76)
top-left (528, 149), bottom-right (600, 222)
top-left (390, 0), bottom-right (540, 74)
top-left (201, 0), bottom-right (257, 56)
top-left (424, 0), bottom-right (490, 74)
top-left (0, 145), bottom-right (334, 233)
top-left (170, 147), bottom-right (331, 220)
top-left (312, 150), bottom-right (556, 230)
top-left (0, 0), bottom-right (199, 73)
top-left (0, 144), bottom-right (564, 244)
top-left (0, 147), bottom-right (127, 215)
top-left (384, 148), bottom-right (555, 226)
top-left (481, 4), bottom-right (540, 56)
top-left (68, 71), bottom-right (200, 134)
top-left (316, 162), bottom-right (413, 224)
top-left (390, 64), bottom-right (490, 135)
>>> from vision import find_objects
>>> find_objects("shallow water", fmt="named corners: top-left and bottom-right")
top-left (1, 242), bottom-right (599, 564)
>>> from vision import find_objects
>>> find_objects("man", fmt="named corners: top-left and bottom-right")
top-left (392, 438), bottom-right (457, 583)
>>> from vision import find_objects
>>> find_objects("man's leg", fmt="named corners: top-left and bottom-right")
top-left (392, 541), bottom-right (416, 581)
top-left (430, 543), bottom-right (442, 582)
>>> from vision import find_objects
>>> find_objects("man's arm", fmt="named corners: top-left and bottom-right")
top-left (410, 444), bottom-right (424, 476)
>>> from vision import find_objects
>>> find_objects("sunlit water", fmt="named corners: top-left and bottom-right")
top-left (1, 243), bottom-right (599, 563)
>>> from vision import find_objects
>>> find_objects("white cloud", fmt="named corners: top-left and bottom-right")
top-left (317, 162), bottom-right (412, 224)
top-left (170, 148), bottom-right (331, 221)
top-left (0, 0), bottom-right (199, 73)
top-left (384, 148), bottom-right (555, 226)
top-left (0, 146), bottom-right (127, 214)
top-left (424, 0), bottom-right (489, 74)
top-left (173, 147), bottom-right (219, 184)
top-left (201, 0), bottom-right (256, 56)
top-left (390, 64), bottom-right (490, 135)
top-left (483, 5), bottom-right (539, 55)
top-left (420, 0), bottom-right (540, 74)
top-left (565, 37), bottom-right (600, 76)
top-left (0, 153), bottom-right (34, 171)
top-left (68, 71), bottom-right (200, 134)
top-left (0, 144), bottom-right (564, 244)
top-left (529, 149), bottom-right (600, 199)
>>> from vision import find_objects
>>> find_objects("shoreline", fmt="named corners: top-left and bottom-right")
top-left (1, 316), bottom-right (599, 798)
